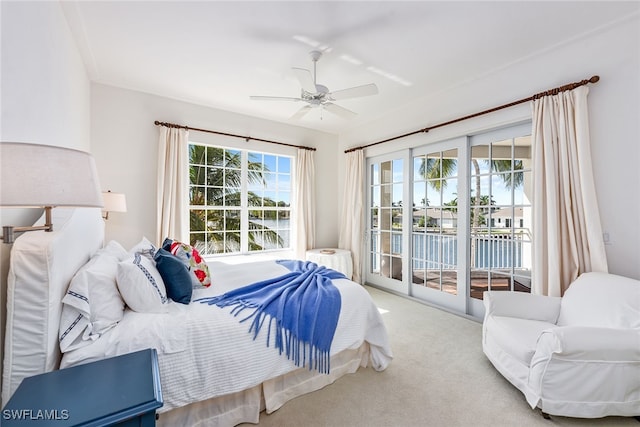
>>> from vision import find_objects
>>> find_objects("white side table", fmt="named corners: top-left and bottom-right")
top-left (306, 248), bottom-right (353, 280)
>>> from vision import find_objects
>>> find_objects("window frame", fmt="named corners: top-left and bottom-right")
top-left (468, 123), bottom-right (532, 296)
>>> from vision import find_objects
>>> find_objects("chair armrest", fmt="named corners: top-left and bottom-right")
top-left (528, 327), bottom-right (640, 417)
top-left (483, 291), bottom-right (561, 323)
top-left (534, 326), bottom-right (640, 361)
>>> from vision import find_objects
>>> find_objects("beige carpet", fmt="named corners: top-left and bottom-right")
top-left (241, 286), bottom-right (638, 427)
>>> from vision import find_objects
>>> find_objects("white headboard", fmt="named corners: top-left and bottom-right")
top-left (2, 208), bottom-right (104, 403)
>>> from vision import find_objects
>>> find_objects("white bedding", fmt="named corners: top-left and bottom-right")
top-left (60, 260), bottom-right (393, 414)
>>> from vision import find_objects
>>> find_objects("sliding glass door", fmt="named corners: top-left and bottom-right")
top-left (467, 124), bottom-right (532, 317)
top-left (365, 141), bottom-right (468, 312)
top-left (365, 123), bottom-right (531, 319)
top-left (366, 152), bottom-right (409, 293)
top-left (410, 139), bottom-right (468, 311)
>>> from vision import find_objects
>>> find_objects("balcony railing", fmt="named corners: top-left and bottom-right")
top-left (370, 230), bottom-right (530, 271)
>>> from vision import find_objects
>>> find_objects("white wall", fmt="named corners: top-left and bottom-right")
top-left (339, 14), bottom-right (640, 281)
top-left (1, 4), bottom-right (91, 148)
top-left (0, 0), bottom-right (91, 403)
top-left (90, 84), bottom-right (340, 251)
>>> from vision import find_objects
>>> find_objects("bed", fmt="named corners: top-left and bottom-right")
top-left (1, 208), bottom-right (393, 426)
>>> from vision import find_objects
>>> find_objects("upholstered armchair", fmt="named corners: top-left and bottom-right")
top-left (482, 272), bottom-right (640, 418)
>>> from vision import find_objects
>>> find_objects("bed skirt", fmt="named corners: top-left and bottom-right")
top-left (157, 344), bottom-right (369, 426)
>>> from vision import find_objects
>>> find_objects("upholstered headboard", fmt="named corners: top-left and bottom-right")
top-left (2, 208), bottom-right (104, 403)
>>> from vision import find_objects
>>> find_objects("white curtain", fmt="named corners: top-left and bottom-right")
top-left (338, 149), bottom-right (364, 284)
top-left (294, 148), bottom-right (316, 258)
top-left (532, 86), bottom-right (608, 297)
top-left (157, 126), bottom-right (189, 245)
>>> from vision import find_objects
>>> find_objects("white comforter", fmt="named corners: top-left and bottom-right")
top-left (60, 260), bottom-right (393, 412)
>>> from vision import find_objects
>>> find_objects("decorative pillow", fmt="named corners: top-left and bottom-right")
top-left (117, 252), bottom-right (169, 313)
top-left (154, 248), bottom-right (193, 304)
top-left (59, 240), bottom-right (128, 352)
top-left (162, 238), bottom-right (211, 288)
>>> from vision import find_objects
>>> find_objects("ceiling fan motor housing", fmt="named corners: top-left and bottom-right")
top-left (301, 83), bottom-right (329, 102)
top-left (309, 50), bottom-right (323, 62)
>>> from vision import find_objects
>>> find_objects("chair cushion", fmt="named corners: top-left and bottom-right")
top-left (485, 316), bottom-right (556, 365)
top-left (557, 272), bottom-right (640, 328)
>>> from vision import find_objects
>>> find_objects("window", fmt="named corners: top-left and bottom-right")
top-left (469, 133), bottom-right (532, 298)
top-left (188, 143), bottom-right (292, 256)
top-left (411, 148), bottom-right (459, 295)
top-left (369, 157), bottom-right (404, 283)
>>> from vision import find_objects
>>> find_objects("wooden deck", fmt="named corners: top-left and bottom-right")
top-left (411, 269), bottom-right (531, 299)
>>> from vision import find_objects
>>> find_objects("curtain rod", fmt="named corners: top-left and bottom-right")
top-left (154, 121), bottom-right (316, 151)
top-left (344, 75), bottom-right (600, 154)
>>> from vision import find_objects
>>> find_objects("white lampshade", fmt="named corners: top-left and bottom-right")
top-left (102, 191), bottom-right (127, 213)
top-left (0, 142), bottom-right (103, 208)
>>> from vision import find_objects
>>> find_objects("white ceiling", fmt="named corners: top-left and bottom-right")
top-left (61, 1), bottom-right (639, 135)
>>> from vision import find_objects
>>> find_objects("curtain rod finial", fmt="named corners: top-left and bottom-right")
top-left (590, 76), bottom-right (600, 84)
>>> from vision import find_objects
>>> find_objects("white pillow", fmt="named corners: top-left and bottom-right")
top-left (59, 240), bottom-right (128, 352)
top-left (102, 239), bottom-right (128, 258)
top-left (117, 252), bottom-right (169, 313)
top-left (91, 241), bottom-right (128, 328)
top-left (129, 236), bottom-right (157, 258)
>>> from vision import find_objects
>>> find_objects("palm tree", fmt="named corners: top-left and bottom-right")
top-left (188, 145), bottom-right (283, 254)
top-left (419, 156), bottom-right (457, 191)
top-left (420, 155), bottom-right (523, 220)
top-left (470, 158), bottom-right (523, 229)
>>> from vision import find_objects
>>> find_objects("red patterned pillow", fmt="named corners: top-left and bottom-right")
top-left (162, 238), bottom-right (211, 288)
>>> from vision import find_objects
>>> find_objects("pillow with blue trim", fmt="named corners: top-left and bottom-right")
top-left (154, 248), bottom-right (193, 304)
top-left (60, 240), bottom-right (128, 352)
top-left (128, 236), bottom-right (157, 259)
top-left (116, 252), bottom-right (168, 313)
top-left (162, 238), bottom-right (211, 288)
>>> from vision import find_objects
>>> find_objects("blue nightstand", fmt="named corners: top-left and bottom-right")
top-left (2, 349), bottom-right (163, 426)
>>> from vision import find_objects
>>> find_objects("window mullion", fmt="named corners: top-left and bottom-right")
top-left (240, 150), bottom-right (249, 254)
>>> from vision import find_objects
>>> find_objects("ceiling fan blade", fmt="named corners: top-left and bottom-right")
top-left (328, 83), bottom-right (378, 101)
top-left (323, 102), bottom-right (357, 119)
top-left (290, 105), bottom-right (313, 120)
top-left (292, 67), bottom-right (316, 93)
top-left (250, 95), bottom-right (301, 102)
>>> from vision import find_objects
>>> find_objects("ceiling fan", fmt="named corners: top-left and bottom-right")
top-left (250, 50), bottom-right (378, 120)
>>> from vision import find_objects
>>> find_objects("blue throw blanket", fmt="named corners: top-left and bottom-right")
top-left (195, 260), bottom-right (344, 373)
